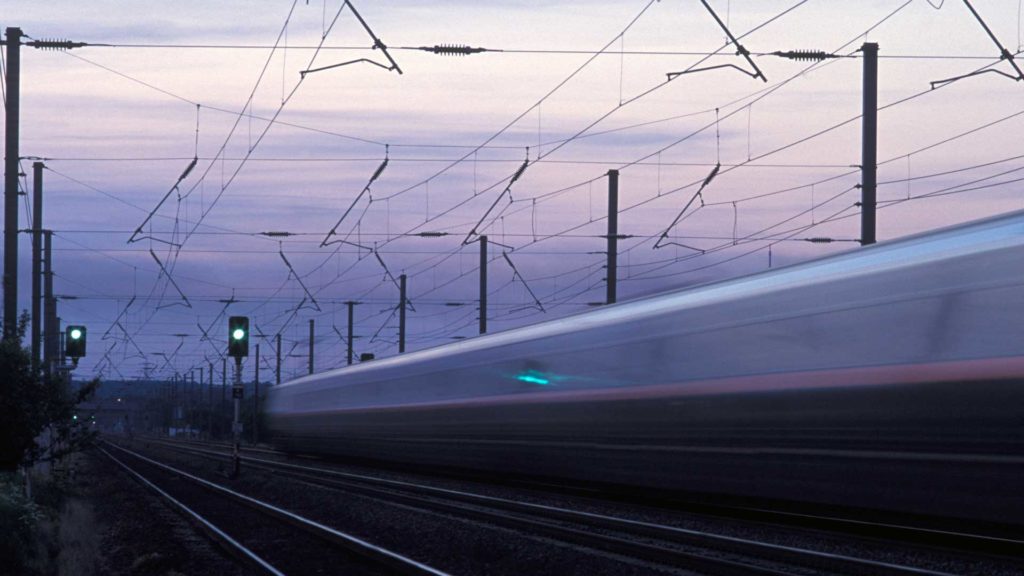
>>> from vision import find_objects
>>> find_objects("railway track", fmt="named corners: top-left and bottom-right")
top-left (99, 442), bottom-right (450, 576)
top-left (127, 437), bottom-right (1002, 576)
top-left (159, 437), bottom-right (1024, 557)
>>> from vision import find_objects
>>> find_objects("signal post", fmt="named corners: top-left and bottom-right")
top-left (228, 315), bottom-right (249, 477)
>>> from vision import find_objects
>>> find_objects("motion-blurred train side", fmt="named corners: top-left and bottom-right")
top-left (267, 210), bottom-right (1024, 529)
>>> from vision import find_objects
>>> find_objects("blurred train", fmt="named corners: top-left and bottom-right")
top-left (267, 210), bottom-right (1024, 529)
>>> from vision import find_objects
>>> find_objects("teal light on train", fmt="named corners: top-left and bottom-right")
top-left (515, 370), bottom-right (551, 385)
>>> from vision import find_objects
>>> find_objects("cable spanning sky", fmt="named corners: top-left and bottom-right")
top-left (4, 0), bottom-right (1024, 382)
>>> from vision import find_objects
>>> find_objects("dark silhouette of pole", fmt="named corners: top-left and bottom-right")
top-left (346, 301), bottom-right (355, 365)
top-left (231, 356), bottom-right (241, 477)
top-left (861, 42), bottom-right (878, 246)
top-left (4, 28), bottom-right (22, 341)
top-left (207, 362), bottom-right (213, 439)
top-left (479, 235), bottom-right (487, 334)
top-left (58, 316), bottom-right (65, 367)
top-left (308, 318), bottom-right (314, 375)
top-left (31, 162), bottom-right (43, 370)
top-left (189, 370), bottom-right (196, 435)
top-left (42, 231), bottom-right (55, 375)
top-left (170, 374), bottom-right (177, 431)
top-left (275, 333), bottom-right (281, 385)
top-left (221, 357), bottom-right (227, 408)
top-left (398, 274), bottom-right (407, 353)
top-left (253, 343), bottom-right (260, 444)
top-left (606, 169), bottom-right (619, 305)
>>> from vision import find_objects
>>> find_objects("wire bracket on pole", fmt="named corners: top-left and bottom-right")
top-left (368, 307), bottom-right (398, 344)
top-left (279, 246), bottom-right (322, 311)
top-left (300, 1), bottom-right (403, 76)
top-left (196, 294), bottom-right (235, 358)
top-left (128, 156), bottom-right (197, 244)
top-left (97, 296), bottom-right (148, 362)
top-left (667, 63), bottom-right (762, 81)
top-left (332, 325), bottom-right (350, 347)
top-left (668, 0), bottom-right (767, 83)
top-left (373, 250), bottom-right (416, 311)
top-left (653, 163), bottom-right (720, 250)
top-left (149, 250), bottom-right (192, 308)
top-left (101, 296), bottom-right (136, 340)
top-left (929, 0), bottom-right (1024, 89)
top-left (322, 147), bottom-right (388, 247)
top-left (462, 150), bottom-right (530, 245)
top-left (502, 252), bottom-right (545, 312)
top-left (157, 340), bottom-right (184, 373)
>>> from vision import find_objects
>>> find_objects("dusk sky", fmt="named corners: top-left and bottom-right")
top-left (4, 0), bottom-right (1024, 382)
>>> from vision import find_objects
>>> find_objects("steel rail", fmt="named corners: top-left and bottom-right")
top-left (103, 441), bottom-right (451, 576)
top-left (146, 439), bottom-right (960, 576)
top-left (98, 445), bottom-right (286, 576)
top-left (156, 436), bottom-right (1024, 555)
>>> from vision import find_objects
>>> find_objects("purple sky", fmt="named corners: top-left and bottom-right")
top-left (4, 0), bottom-right (1024, 382)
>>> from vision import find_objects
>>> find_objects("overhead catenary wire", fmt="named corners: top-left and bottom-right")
top-left (34, 1), bottom-right (1024, 378)
top-left (320, 0), bottom-right (814, 303)
top-left (316, 0), bottom-right (931, 340)
top-left (376, 0), bottom-right (663, 205)
top-left (74, 40), bottom-right (1009, 61)
top-left (418, 0), bottom-right (948, 328)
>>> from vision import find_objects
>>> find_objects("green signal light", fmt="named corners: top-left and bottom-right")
top-left (70, 328), bottom-right (83, 340)
top-left (232, 328), bottom-right (245, 340)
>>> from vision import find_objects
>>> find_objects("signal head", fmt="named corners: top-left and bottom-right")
top-left (228, 316), bottom-right (249, 358)
top-left (65, 325), bottom-right (87, 358)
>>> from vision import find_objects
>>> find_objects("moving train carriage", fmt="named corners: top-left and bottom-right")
top-left (267, 210), bottom-right (1024, 529)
